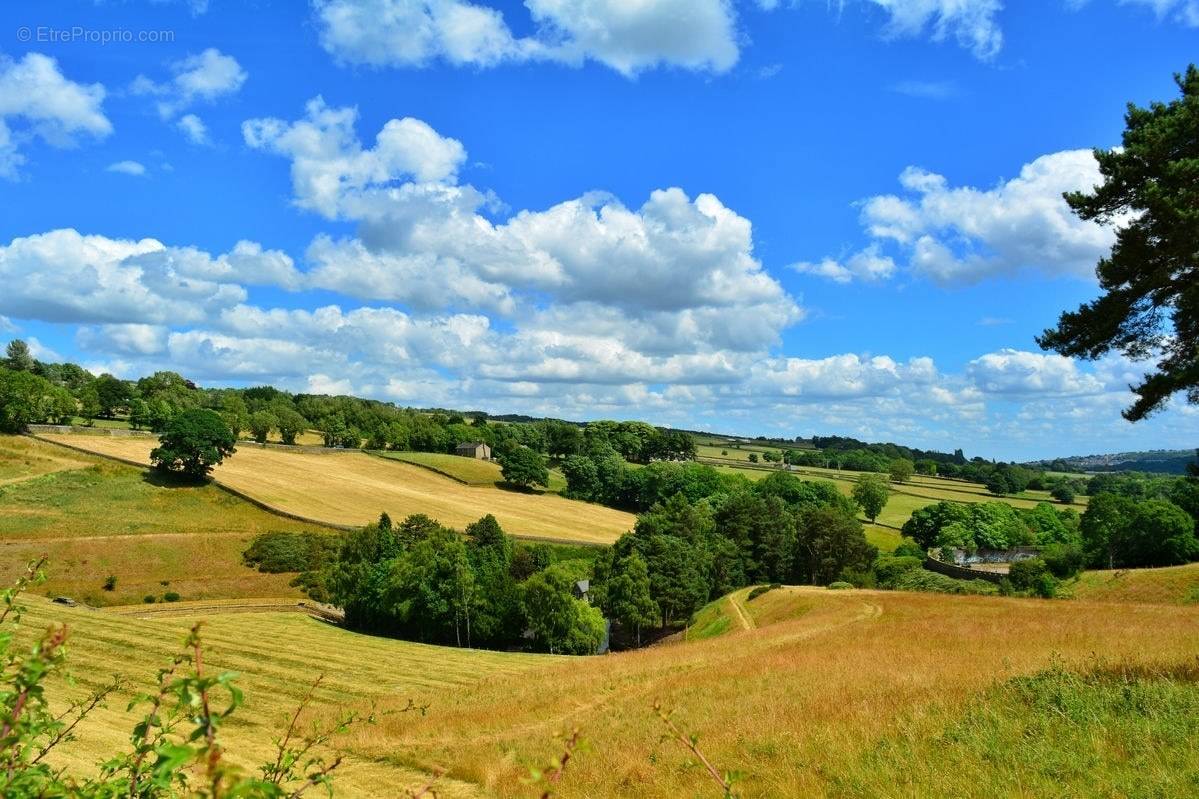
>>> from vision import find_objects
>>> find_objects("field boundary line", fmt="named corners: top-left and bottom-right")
top-left (362, 451), bottom-right (474, 482)
top-left (105, 599), bottom-right (345, 622)
top-left (27, 433), bottom-right (607, 548)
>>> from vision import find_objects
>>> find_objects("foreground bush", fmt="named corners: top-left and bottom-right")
top-left (889, 568), bottom-right (999, 596)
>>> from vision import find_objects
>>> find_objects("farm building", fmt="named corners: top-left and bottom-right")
top-left (455, 441), bottom-right (492, 460)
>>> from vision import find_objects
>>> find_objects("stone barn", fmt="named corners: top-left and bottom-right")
top-left (455, 441), bottom-right (492, 460)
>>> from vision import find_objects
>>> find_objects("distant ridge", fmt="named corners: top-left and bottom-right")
top-left (1028, 448), bottom-right (1197, 475)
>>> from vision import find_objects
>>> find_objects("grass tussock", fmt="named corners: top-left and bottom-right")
top-left (835, 657), bottom-right (1199, 798)
top-left (1070, 561), bottom-right (1199, 606)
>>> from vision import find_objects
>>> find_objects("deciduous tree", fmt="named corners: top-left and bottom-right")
top-left (150, 408), bottom-right (236, 480)
top-left (852, 474), bottom-right (891, 523)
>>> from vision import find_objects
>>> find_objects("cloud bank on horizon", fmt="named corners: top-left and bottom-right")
top-left (0, 0), bottom-right (1195, 461)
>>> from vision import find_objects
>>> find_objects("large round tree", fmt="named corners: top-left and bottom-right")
top-left (151, 408), bottom-right (236, 481)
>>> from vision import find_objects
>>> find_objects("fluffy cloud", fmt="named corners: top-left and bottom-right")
top-left (132, 48), bottom-right (246, 140)
top-left (1124, 0), bottom-right (1199, 24)
top-left (0, 53), bottom-right (112, 178)
top-left (0, 229), bottom-right (309, 325)
top-left (802, 149), bottom-right (1115, 284)
top-left (313, 0), bottom-right (739, 76)
top-left (7, 222), bottom-right (1185, 457)
top-left (967, 348), bottom-right (1106, 396)
top-left (76, 323), bottom-right (168, 356)
top-left (243, 98), bottom-right (466, 217)
top-left (312, 0), bottom-right (1015, 76)
top-left (176, 114), bottom-right (208, 145)
top-left (791, 245), bottom-right (896, 284)
top-left (246, 100), bottom-right (801, 355)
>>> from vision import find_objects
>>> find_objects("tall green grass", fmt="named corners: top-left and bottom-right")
top-left (836, 658), bottom-right (1199, 798)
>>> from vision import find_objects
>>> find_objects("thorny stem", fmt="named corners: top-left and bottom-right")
top-left (653, 700), bottom-right (738, 797)
top-left (269, 674), bottom-right (325, 785)
top-left (32, 678), bottom-right (123, 764)
top-left (540, 728), bottom-right (582, 799)
top-left (190, 623), bottom-right (223, 797)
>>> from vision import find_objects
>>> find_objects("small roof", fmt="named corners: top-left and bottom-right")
top-left (575, 579), bottom-right (590, 594)
top-left (456, 441), bottom-right (488, 449)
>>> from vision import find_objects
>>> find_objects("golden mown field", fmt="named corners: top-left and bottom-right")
top-left (26, 583), bottom-right (1199, 798)
top-left (32, 434), bottom-right (634, 545)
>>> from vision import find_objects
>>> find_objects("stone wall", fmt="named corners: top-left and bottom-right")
top-left (923, 556), bottom-right (1007, 585)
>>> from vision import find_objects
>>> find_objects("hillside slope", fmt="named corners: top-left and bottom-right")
top-left (0, 435), bottom-right (333, 605)
top-left (20, 579), bottom-right (1199, 797)
top-left (33, 434), bottom-right (634, 545)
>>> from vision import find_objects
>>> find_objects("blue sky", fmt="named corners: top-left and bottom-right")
top-left (0, 0), bottom-right (1196, 460)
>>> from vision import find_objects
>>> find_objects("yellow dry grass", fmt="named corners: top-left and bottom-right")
top-left (21, 596), bottom-right (543, 799)
top-left (34, 434), bottom-right (634, 545)
top-left (360, 588), bottom-right (1199, 797)
top-left (21, 579), bottom-right (1199, 798)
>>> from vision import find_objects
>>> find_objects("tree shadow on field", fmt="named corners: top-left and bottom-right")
top-left (140, 468), bottom-right (210, 489)
top-left (495, 481), bottom-right (552, 496)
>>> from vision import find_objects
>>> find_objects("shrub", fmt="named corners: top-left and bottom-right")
top-left (142, 595), bottom-right (155, 604)
top-left (243, 531), bottom-right (341, 573)
top-left (892, 539), bottom-right (926, 559)
top-left (1051, 483), bottom-right (1076, 504)
top-left (1041, 544), bottom-right (1085, 579)
top-left (163, 591), bottom-right (181, 602)
top-left (746, 583), bottom-right (781, 601)
top-left (828, 581), bottom-right (854, 590)
top-left (102, 575), bottom-right (117, 591)
top-left (1008, 558), bottom-right (1059, 598)
top-left (890, 568), bottom-right (999, 596)
top-left (873, 555), bottom-right (923, 587)
top-left (840, 568), bottom-right (876, 588)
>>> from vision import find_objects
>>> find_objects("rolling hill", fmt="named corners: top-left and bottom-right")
top-left (23, 582), bottom-right (1199, 798)
top-left (30, 433), bottom-right (635, 545)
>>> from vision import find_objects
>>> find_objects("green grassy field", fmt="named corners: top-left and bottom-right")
top-left (703, 458), bottom-right (1087, 548)
top-left (1069, 561), bottom-right (1199, 605)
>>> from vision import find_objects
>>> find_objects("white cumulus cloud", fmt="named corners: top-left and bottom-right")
top-left (0, 53), bottom-right (112, 178)
top-left (313, 0), bottom-right (739, 76)
top-left (132, 48), bottom-right (246, 141)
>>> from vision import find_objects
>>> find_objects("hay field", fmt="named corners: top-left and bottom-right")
top-left (34, 434), bottom-right (634, 545)
top-left (0, 436), bottom-right (332, 605)
top-left (20, 579), bottom-right (1199, 797)
top-left (335, 588), bottom-right (1199, 797)
top-left (20, 596), bottom-right (543, 799)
